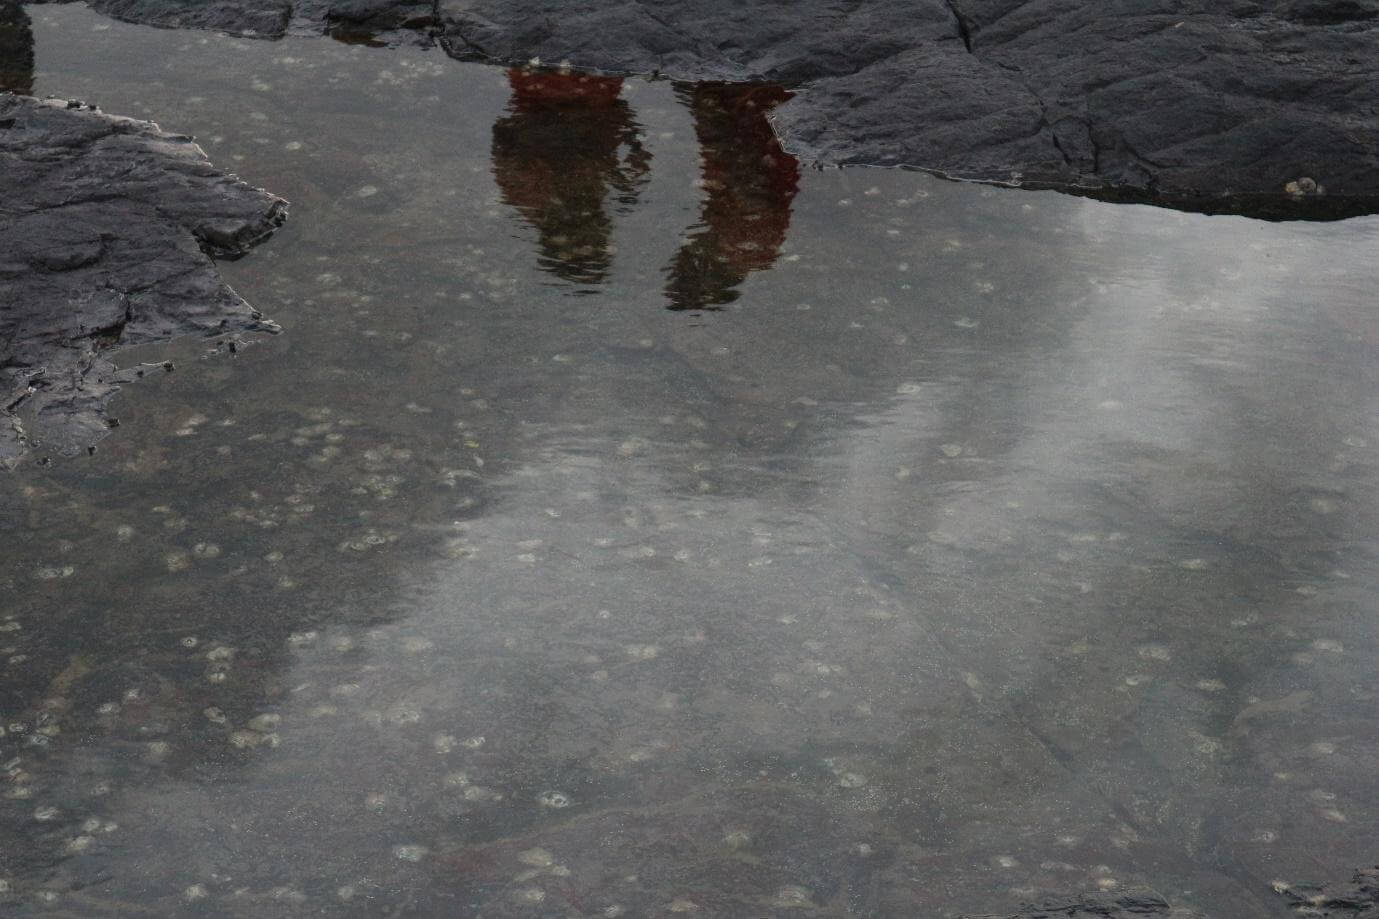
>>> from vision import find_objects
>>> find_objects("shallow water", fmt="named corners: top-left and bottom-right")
top-left (3, 5), bottom-right (1378, 916)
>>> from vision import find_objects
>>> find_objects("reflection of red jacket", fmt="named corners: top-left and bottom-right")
top-left (492, 69), bottom-right (800, 306)
top-left (663, 83), bottom-right (800, 309)
top-left (491, 70), bottom-right (650, 285)
top-left (507, 69), bottom-right (625, 107)
top-left (693, 84), bottom-right (800, 273)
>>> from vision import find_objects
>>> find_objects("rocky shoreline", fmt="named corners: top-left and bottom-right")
top-left (0, 89), bottom-right (286, 468)
top-left (31, 0), bottom-right (1379, 219)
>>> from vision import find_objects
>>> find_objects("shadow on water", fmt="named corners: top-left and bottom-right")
top-left (491, 69), bottom-right (651, 290)
top-left (0, 0), bottom-right (33, 96)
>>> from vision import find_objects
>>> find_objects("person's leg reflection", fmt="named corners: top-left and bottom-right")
top-left (664, 83), bottom-right (800, 311)
top-left (491, 68), bottom-right (651, 290)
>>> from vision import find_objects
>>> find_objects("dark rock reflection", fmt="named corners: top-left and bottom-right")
top-left (664, 82), bottom-right (799, 311)
top-left (0, 0), bottom-right (33, 96)
top-left (491, 68), bottom-right (651, 289)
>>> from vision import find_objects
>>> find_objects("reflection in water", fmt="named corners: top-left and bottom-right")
top-left (0, 0), bottom-right (33, 96)
top-left (491, 68), bottom-right (650, 289)
top-left (10, 8), bottom-right (1379, 916)
top-left (664, 83), bottom-right (799, 311)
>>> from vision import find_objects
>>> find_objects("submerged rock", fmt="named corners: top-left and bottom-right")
top-left (0, 95), bottom-right (286, 468)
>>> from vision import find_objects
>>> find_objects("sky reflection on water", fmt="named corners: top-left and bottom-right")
top-left (1, 5), bottom-right (1377, 916)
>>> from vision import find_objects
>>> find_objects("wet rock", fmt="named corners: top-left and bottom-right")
top-left (0, 95), bottom-right (286, 468)
top-left (72, 0), bottom-right (434, 41)
top-left (436, 0), bottom-right (1379, 219)
top-left (83, 0), bottom-right (294, 36)
top-left (959, 890), bottom-right (1207, 918)
top-left (22, 0), bottom-right (1378, 216)
top-left (1274, 866), bottom-right (1379, 917)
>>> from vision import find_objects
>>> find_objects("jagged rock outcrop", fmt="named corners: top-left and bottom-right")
top-left (0, 95), bottom-right (286, 468)
top-left (437, 0), bottom-right (1379, 219)
top-left (54, 0), bottom-right (439, 41)
top-left (17, 0), bottom-right (1379, 216)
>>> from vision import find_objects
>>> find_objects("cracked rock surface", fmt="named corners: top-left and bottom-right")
top-left (28, 0), bottom-right (1378, 217)
top-left (0, 94), bottom-right (286, 468)
top-left (62, 0), bottom-right (440, 43)
top-left (437, 0), bottom-right (1379, 218)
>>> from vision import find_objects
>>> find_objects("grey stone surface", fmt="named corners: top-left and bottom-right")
top-left (50, 0), bottom-right (437, 41)
top-left (437, 0), bottom-right (1379, 218)
top-left (0, 95), bottom-right (286, 468)
top-left (17, 0), bottom-right (1379, 215)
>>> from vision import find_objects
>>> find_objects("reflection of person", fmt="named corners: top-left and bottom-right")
top-left (0, 0), bottom-right (34, 96)
top-left (664, 83), bottom-right (800, 311)
top-left (491, 69), bottom-right (651, 288)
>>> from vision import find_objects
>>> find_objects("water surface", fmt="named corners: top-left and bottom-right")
top-left (2, 6), bottom-right (1378, 916)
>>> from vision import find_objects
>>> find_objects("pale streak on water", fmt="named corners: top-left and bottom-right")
top-left (2, 5), bottom-right (1377, 916)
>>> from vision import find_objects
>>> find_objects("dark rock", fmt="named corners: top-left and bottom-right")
top-left (958, 890), bottom-right (1207, 918)
top-left (1274, 866), bottom-right (1379, 917)
top-left (0, 95), bottom-right (286, 468)
top-left (63, 0), bottom-right (435, 41)
top-left (436, 0), bottom-right (1379, 219)
top-left (79, 0), bottom-right (294, 36)
top-left (19, 0), bottom-right (1379, 216)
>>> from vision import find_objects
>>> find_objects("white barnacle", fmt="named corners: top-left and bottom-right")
top-left (772, 886), bottom-right (813, 908)
top-left (247, 714), bottom-right (280, 732)
top-left (537, 790), bottom-right (571, 808)
top-left (518, 848), bottom-right (554, 867)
